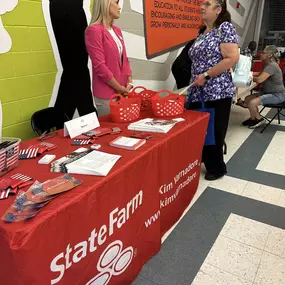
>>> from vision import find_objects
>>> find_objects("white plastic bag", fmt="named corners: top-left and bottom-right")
top-left (232, 54), bottom-right (253, 88)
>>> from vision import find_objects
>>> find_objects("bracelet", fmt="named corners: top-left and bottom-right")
top-left (128, 82), bottom-right (134, 88)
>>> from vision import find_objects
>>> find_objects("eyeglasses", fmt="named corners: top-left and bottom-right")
top-left (201, 1), bottom-right (221, 8)
top-left (201, 1), bottom-right (212, 7)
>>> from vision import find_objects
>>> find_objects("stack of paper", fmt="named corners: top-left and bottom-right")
top-left (51, 148), bottom-right (91, 173)
top-left (110, 136), bottom-right (146, 150)
top-left (66, 151), bottom-right (121, 176)
top-left (51, 148), bottom-right (121, 176)
top-left (128, 118), bottom-right (177, 133)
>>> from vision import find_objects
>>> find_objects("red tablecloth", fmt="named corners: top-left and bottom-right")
top-left (0, 111), bottom-right (208, 285)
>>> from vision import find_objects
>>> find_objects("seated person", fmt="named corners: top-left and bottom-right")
top-left (237, 45), bottom-right (285, 128)
top-left (241, 40), bottom-right (257, 58)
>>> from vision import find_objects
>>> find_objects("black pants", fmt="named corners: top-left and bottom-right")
top-left (188, 98), bottom-right (232, 175)
top-left (49, 0), bottom-right (97, 119)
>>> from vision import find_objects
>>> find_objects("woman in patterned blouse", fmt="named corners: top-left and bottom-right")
top-left (187, 0), bottom-right (239, 181)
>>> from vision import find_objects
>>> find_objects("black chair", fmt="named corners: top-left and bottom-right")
top-left (259, 102), bottom-right (285, 133)
top-left (31, 107), bottom-right (70, 136)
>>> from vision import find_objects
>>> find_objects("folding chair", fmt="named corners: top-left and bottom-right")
top-left (259, 102), bottom-right (285, 133)
top-left (31, 107), bottom-right (70, 136)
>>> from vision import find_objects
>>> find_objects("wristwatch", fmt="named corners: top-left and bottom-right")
top-left (128, 82), bottom-right (134, 88)
top-left (203, 72), bottom-right (211, 80)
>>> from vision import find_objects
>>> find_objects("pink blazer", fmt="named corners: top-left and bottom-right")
top-left (85, 24), bottom-right (132, 100)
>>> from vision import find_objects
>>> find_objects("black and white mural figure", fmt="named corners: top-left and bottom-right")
top-left (43, 0), bottom-right (97, 119)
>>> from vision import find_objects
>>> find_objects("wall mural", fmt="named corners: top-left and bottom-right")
top-left (42, 0), bottom-right (96, 119)
top-left (0, 0), bottom-right (18, 54)
top-left (0, 0), bottom-right (18, 136)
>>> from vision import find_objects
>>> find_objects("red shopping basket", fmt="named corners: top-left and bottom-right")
top-left (151, 90), bottom-right (185, 117)
top-left (110, 94), bottom-right (141, 123)
top-left (128, 86), bottom-right (156, 110)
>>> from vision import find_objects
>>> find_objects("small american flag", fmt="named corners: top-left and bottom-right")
top-left (18, 147), bottom-right (39, 160)
top-left (39, 142), bottom-right (57, 151)
top-left (0, 145), bottom-right (19, 171)
top-left (72, 139), bottom-right (91, 146)
top-left (0, 189), bottom-right (10, 200)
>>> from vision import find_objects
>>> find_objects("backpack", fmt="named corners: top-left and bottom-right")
top-left (171, 39), bottom-right (195, 89)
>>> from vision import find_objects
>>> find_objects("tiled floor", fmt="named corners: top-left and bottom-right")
top-left (193, 214), bottom-right (285, 285)
top-left (257, 131), bottom-right (285, 176)
top-left (192, 215), bottom-right (285, 285)
top-left (132, 105), bottom-right (285, 285)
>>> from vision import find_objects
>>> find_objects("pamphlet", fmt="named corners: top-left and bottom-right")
top-left (128, 118), bottom-right (177, 133)
top-left (109, 136), bottom-right (146, 150)
top-left (2, 175), bottom-right (82, 223)
top-left (67, 151), bottom-right (121, 176)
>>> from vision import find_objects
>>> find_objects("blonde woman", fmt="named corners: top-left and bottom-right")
top-left (85, 0), bottom-right (133, 116)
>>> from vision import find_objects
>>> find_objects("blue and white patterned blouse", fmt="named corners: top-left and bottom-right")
top-left (188, 22), bottom-right (238, 102)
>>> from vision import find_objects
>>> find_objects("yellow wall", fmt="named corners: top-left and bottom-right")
top-left (1, 0), bottom-right (56, 140)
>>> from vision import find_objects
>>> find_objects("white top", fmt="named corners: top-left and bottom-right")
top-left (108, 28), bottom-right (123, 60)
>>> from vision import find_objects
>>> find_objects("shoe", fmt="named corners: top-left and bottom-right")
top-left (205, 172), bottom-right (226, 181)
top-left (242, 118), bottom-right (255, 126)
top-left (248, 118), bottom-right (265, 129)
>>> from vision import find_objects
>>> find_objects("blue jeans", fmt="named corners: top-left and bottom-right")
top-left (260, 92), bottom-right (285, 105)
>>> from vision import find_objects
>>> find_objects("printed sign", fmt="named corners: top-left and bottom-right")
top-left (143, 0), bottom-right (202, 58)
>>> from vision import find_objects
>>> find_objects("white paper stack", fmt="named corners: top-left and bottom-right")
top-left (66, 150), bottom-right (121, 176)
top-left (110, 136), bottom-right (146, 150)
top-left (128, 118), bottom-right (178, 133)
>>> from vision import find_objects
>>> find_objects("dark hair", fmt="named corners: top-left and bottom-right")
top-left (248, 41), bottom-right (257, 52)
top-left (199, 0), bottom-right (231, 34)
top-left (214, 0), bottom-right (231, 27)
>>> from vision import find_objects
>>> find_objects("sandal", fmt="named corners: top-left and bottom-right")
top-left (236, 98), bottom-right (247, 109)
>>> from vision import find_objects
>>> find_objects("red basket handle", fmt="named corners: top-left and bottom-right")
top-left (132, 86), bottom-right (146, 93)
top-left (155, 90), bottom-right (173, 97)
top-left (153, 91), bottom-right (183, 102)
top-left (166, 94), bottom-right (183, 102)
top-left (110, 94), bottom-right (125, 103)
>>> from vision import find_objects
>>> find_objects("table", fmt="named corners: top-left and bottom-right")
top-left (0, 111), bottom-right (209, 285)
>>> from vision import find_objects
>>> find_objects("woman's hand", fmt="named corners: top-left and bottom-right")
top-left (192, 74), bottom-right (207, 86)
top-left (116, 85), bottom-right (128, 97)
top-left (126, 83), bottom-right (133, 92)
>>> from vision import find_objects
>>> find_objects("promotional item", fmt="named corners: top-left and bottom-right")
top-left (38, 155), bottom-right (56, 165)
top-left (151, 90), bottom-right (185, 117)
top-left (0, 173), bottom-right (34, 200)
top-left (0, 138), bottom-right (21, 177)
top-left (109, 136), bottom-right (146, 150)
top-left (128, 86), bottom-right (156, 110)
top-left (90, 144), bottom-right (101, 150)
top-left (128, 118), bottom-right (177, 133)
top-left (110, 94), bottom-right (141, 123)
top-left (2, 175), bottom-right (82, 222)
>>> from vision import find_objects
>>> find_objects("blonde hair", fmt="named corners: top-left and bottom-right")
top-left (90, 0), bottom-right (111, 26)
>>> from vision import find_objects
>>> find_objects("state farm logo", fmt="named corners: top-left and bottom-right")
top-left (86, 240), bottom-right (134, 285)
